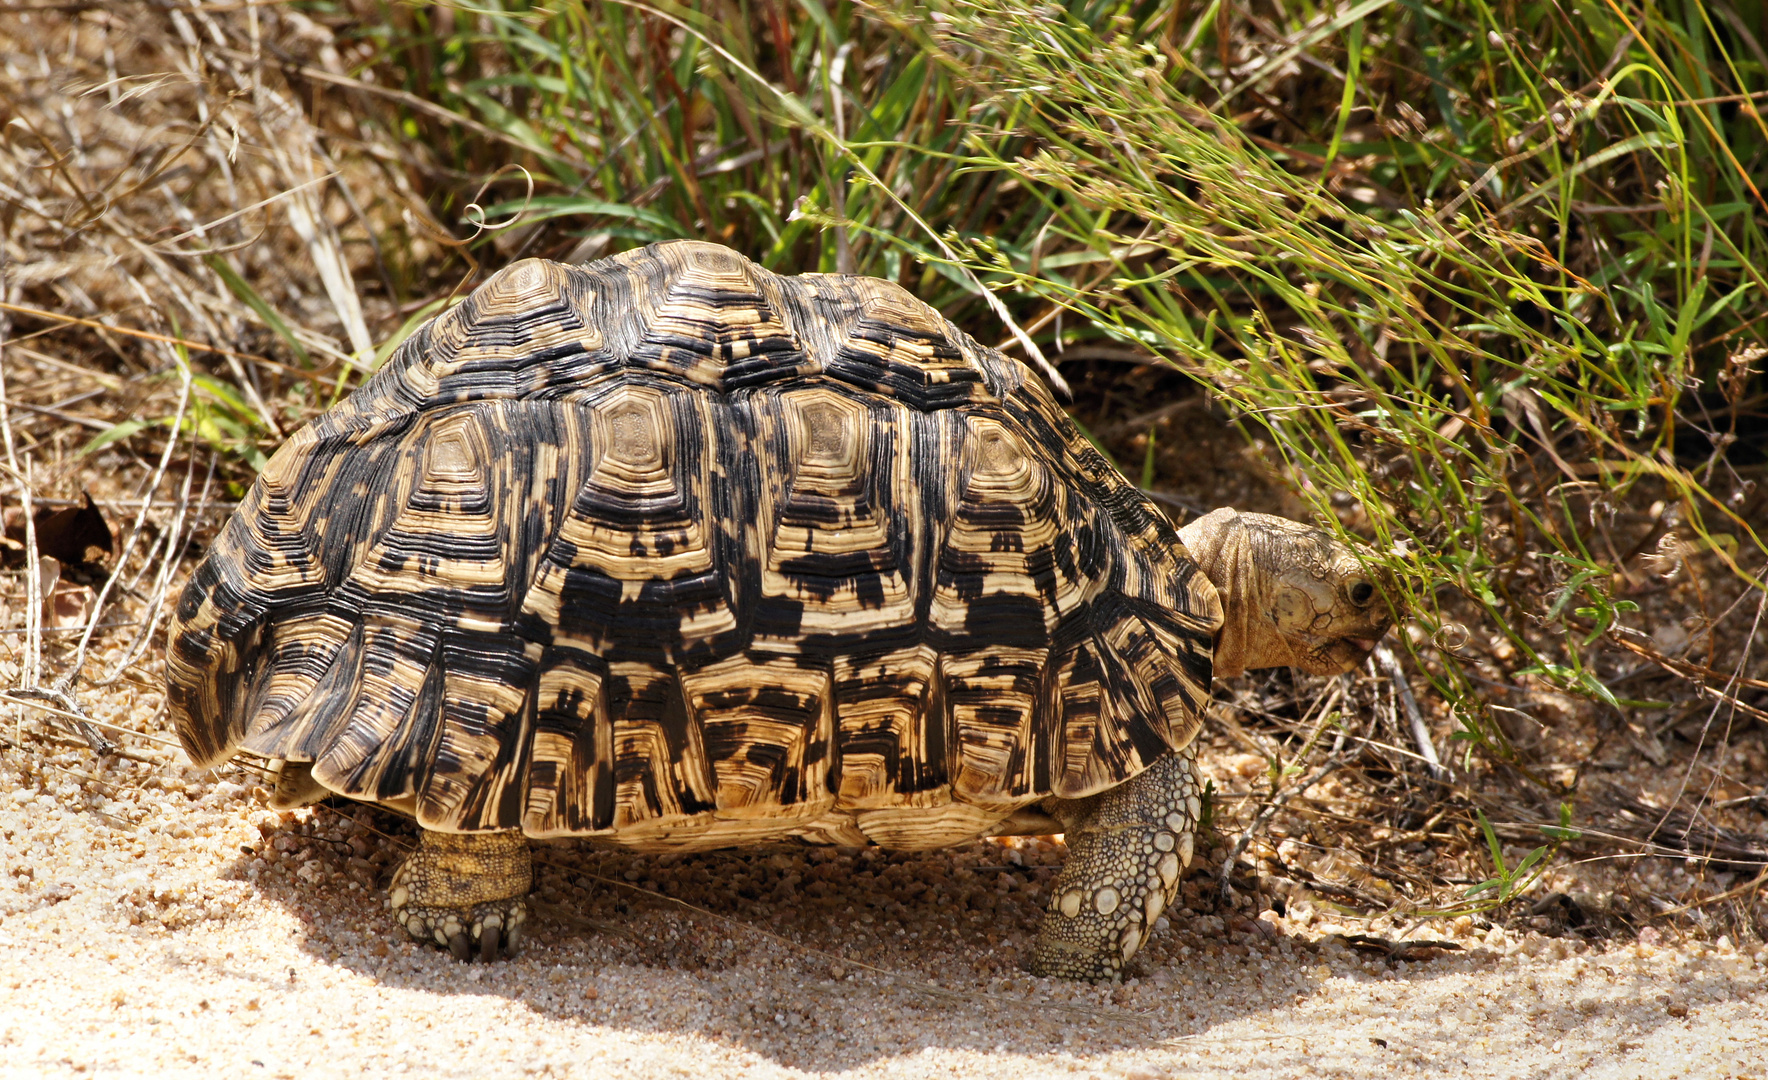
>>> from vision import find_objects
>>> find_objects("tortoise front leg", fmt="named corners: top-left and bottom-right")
top-left (1029, 743), bottom-right (1201, 980)
top-left (389, 829), bottom-right (533, 962)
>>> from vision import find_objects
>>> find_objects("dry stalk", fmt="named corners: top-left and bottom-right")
top-left (55, 355), bottom-right (189, 694)
top-left (0, 241), bottom-right (109, 753)
top-left (1374, 643), bottom-right (1448, 781)
top-left (0, 302), bottom-right (272, 364)
top-left (0, 691), bottom-right (182, 753)
top-left (95, 445), bottom-right (214, 687)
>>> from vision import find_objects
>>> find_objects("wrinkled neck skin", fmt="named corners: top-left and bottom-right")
top-left (1178, 507), bottom-right (1273, 678)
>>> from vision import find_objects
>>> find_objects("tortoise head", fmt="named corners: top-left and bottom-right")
top-left (1177, 508), bottom-right (1393, 679)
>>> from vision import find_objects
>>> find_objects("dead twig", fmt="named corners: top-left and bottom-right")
top-left (0, 692), bottom-right (182, 753)
top-left (1219, 757), bottom-right (1346, 905)
top-left (54, 352), bottom-right (191, 696)
top-left (1654, 865), bottom-right (1768, 917)
top-left (0, 301), bottom-right (273, 364)
top-left (0, 246), bottom-right (110, 755)
top-left (1374, 644), bottom-right (1448, 781)
top-left (96, 446), bottom-right (214, 686)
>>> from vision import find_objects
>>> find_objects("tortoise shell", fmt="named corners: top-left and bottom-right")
top-left (167, 241), bottom-right (1223, 851)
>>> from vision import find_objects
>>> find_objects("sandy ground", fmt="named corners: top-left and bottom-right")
top-left (0, 732), bottom-right (1762, 1080)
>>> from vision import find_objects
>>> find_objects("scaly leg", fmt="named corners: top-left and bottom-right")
top-left (1029, 742), bottom-right (1201, 979)
top-left (389, 829), bottom-right (532, 962)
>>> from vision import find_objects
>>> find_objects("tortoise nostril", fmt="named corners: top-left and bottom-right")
top-left (1349, 581), bottom-right (1375, 606)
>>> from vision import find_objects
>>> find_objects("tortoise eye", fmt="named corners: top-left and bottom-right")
top-left (1349, 581), bottom-right (1375, 606)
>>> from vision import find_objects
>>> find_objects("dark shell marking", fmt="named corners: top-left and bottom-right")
top-left (168, 241), bottom-right (1222, 849)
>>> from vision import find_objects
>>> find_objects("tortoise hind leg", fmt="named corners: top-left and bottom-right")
top-left (1030, 743), bottom-right (1201, 980)
top-left (389, 830), bottom-right (533, 962)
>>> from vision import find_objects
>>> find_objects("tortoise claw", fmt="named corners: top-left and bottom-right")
top-left (390, 897), bottom-right (530, 963)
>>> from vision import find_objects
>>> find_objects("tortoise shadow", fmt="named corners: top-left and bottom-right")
top-left (219, 804), bottom-right (1742, 1074)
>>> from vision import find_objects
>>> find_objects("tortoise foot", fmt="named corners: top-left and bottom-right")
top-left (1030, 744), bottom-right (1200, 980)
top-left (388, 829), bottom-right (532, 962)
top-left (1028, 864), bottom-right (1177, 980)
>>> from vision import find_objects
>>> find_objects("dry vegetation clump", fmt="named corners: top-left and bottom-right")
top-left (0, 0), bottom-right (1763, 983)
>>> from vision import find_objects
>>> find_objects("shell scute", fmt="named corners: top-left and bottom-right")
top-left (751, 387), bottom-right (915, 645)
top-left (622, 244), bottom-right (814, 391)
top-left (829, 643), bottom-right (944, 809)
top-left (823, 292), bottom-right (993, 410)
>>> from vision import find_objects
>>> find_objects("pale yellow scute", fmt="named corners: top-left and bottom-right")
top-left (945, 645), bottom-right (1047, 811)
top-left (831, 644), bottom-right (942, 810)
top-left (678, 652), bottom-right (834, 820)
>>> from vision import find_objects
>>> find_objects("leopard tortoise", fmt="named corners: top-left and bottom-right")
top-left (167, 240), bottom-right (1390, 979)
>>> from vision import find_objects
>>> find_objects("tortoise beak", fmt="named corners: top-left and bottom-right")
top-left (1338, 636), bottom-right (1384, 670)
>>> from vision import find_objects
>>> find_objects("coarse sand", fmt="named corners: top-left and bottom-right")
top-left (0, 739), bottom-right (1763, 1080)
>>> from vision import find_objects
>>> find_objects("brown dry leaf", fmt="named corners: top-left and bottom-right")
top-left (48, 580), bottom-right (96, 631)
top-left (30, 554), bottom-right (94, 631)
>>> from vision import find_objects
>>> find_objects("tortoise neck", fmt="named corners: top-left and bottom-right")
top-left (1177, 507), bottom-right (1283, 678)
